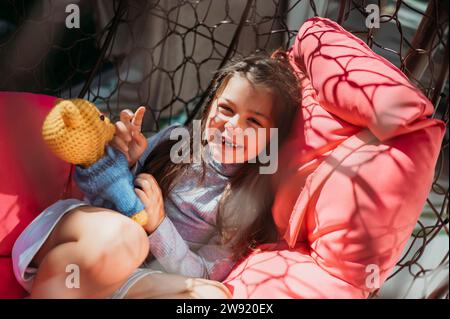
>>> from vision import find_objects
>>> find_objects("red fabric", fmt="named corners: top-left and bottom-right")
top-left (0, 257), bottom-right (25, 299)
top-left (0, 92), bottom-right (82, 298)
top-left (223, 18), bottom-right (445, 298)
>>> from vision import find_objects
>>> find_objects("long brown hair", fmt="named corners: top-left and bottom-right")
top-left (143, 50), bottom-right (300, 260)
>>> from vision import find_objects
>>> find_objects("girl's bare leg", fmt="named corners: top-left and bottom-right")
top-left (122, 272), bottom-right (232, 299)
top-left (30, 206), bottom-right (149, 299)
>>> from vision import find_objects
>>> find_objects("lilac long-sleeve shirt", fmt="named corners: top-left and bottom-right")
top-left (128, 124), bottom-right (240, 281)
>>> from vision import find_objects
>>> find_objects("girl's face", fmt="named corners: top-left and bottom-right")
top-left (204, 74), bottom-right (275, 164)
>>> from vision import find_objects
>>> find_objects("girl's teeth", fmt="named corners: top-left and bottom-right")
top-left (221, 136), bottom-right (242, 148)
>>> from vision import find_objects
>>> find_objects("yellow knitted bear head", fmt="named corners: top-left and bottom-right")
top-left (42, 99), bottom-right (116, 167)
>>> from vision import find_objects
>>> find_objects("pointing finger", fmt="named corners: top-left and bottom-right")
top-left (131, 106), bottom-right (146, 132)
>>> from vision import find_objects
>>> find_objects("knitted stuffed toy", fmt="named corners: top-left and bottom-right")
top-left (42, 98), bottom-right (148, 226)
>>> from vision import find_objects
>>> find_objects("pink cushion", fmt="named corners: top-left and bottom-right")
top-left (0, 92), bottom-right (83, 298)
top-left (224, 17), bottom-right (445, 298)
top-left (224, 243), bottom-right (366, 298)
top-left (293, 17), bottom-right (436, 141)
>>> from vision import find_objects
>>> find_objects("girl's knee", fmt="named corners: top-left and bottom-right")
top-left (78, 211), bottom-right (149, 280)
top-left (31, 207), bottom-right (149, 297)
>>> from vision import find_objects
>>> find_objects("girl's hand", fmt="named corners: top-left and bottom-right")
top-left (110, 107), bottom-right (148, 167)
top-left (134, 173), bottom-right (165, 234)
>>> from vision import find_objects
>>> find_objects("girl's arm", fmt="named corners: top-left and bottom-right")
top-left (147, 216), bottom-right (235, 282)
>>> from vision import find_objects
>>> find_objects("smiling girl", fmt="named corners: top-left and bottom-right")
top-left (12, 51), bottom-right (300, 298)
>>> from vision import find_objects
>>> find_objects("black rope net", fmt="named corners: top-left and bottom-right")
top-left (0, 0), bottom-right (448, 298)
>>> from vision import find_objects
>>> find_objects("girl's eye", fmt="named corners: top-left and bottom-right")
top-left (219, 105), bottom-right (233, 115)
top-left (248, 117), bottom-right (261, 126)
top-left (99, 114), bottom-right (105, 121)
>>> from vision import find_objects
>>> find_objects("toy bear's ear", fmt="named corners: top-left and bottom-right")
top-left (60, 100), bottom-right (82, 128)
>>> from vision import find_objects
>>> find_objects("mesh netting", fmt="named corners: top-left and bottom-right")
top-left (0, 0), bottom-right (448, 298)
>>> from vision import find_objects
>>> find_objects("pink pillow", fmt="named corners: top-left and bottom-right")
top-left (224, 17), bottom-right (445, 298)
top-left (293, 17), bottom-right (436, 141)
top-left (224, 243), bottom-right (367, 298)
top-left (0, 92), bottom-right (83, 298)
